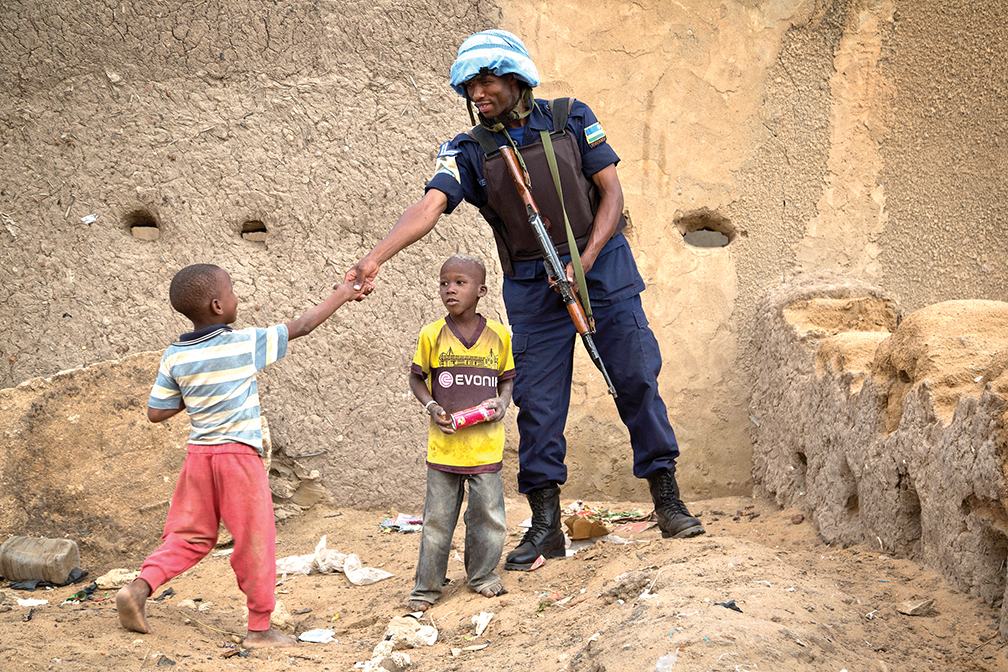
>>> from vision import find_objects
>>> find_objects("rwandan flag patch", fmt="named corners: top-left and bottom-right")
top-left (584, 122), bottom-right (606, 148)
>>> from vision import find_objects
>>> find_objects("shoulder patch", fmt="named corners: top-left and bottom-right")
top-left (437, 141), bottom-right (461, 158)
top-left (584, 122), bottom-right (606, 148)
top-left (433, 154), bottom-right (461, 184)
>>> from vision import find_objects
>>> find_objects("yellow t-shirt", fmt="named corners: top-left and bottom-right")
top-left (411, 315), bottom-right (516, 473)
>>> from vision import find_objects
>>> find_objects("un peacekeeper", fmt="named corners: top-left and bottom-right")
top-left (346, 29), bottom-right (705, 570)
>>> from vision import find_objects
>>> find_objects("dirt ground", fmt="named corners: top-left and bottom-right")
top-left (2, 494), bottom-right (1005, 672)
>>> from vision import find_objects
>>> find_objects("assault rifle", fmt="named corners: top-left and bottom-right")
top-left (498, 144), bottom-right (617, 397)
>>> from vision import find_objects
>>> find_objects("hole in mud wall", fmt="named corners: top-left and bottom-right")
top-left (846, 492), bottom-right (859, 515)
top-left (838, 457), bottom-right (859, 518)
top-left (125, 208), bottom-right (160, 241)
top-left (897, 479), bottom-right (923, 556)
top-left (674, 207), bottom-right (735, 248)
top-left (241, 219), bottom-right (268, 243)
top-left (794, 450), bottom-right (808, 489)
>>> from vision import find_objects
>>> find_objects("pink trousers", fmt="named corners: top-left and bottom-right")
top-left (138, 443), bottom-right (276, 631)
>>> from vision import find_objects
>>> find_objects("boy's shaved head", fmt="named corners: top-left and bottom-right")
top-left (442, 254), bottom-right (486, 284)
top-left (170, 264), bottom-right (225, 320)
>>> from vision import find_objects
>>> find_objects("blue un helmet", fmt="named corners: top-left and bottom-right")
top-left (449, 29), bottom-right (540, 96)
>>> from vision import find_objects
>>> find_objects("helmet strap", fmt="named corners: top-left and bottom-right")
top-left (477, 87), bottom-right (535, 133)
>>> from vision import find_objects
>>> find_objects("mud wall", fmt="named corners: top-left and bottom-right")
top-left (505, 0), bottom-right (1008, 500)
top-left (750, 275), bottom-right (1008, 636)
top-left (0, 0), bottom-right (508, 510)
top-left (1, 0), bottom-right (1006, 510)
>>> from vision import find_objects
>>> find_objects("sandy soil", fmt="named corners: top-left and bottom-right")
top-left (2, 494), bottom-right (1004, 672)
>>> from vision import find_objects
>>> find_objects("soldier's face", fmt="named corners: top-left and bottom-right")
top-left (465, 73), bottom-right (521, 120)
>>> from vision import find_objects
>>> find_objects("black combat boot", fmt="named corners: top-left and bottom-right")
top-left (647, 469), bottom-right (706, 539)
top-left (504, 485), bottom-right (566, 570)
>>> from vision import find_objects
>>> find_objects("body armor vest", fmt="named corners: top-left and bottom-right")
top-left (471, 98), bottom-right (626, 275)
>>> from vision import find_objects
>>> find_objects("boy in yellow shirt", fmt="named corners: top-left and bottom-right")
top-left (407, 254), bottom-right (515, 612)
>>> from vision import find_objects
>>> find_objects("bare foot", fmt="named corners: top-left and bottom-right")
top-left (116, 579), bottom-right (152, 633)
top-left (244, 628), bottom-right (297, 648)
top-left (407, 600), bottom-right (430, 612)
top-left (479, 583), bottom-right (508, 598)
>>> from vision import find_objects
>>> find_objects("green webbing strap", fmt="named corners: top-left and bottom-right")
top-left (539, 125), bottom-right (592, 323)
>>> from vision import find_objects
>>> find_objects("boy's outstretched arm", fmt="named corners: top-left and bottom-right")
top-left (148, 398), bottom-right (185, 423)
top-left (345, 189), bottom-right (449, 295)
top-left (285, 281), bottom-right (363, 340)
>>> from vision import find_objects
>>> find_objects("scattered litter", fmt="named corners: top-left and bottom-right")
top-left (564, 514), bottom-right (611, 540)
top-left (715, 599), bottom-right (743, 613)
top-left (356, 639), bottom-right (412, 671)
top-left (81, 214), bottom-right (98, 225)
top-left (605, 534), bottom-right (649, 546)
top-left (17, 598), bottom-right (48, 607)
top-left (864, 609), bottom-right (878, 620)
top-left (897, 599), bottom-right (934, 616)
top-left (566, 538), bottom-right (594, 556)
top-left (528, 555), bottom-right (546, 571)
top-left (293, 608), bottom-right (313, 616)
top-left (95, 568), bottom-right (139, 590)
top-left (638, 588), bottom-right (659, 604)
top-left (654, 648), bottom-right (679, 671)
top-left (275, 535), bottom-right (394, 585)
top-left (151, 587), bottom-right (175, 601)
top-left (221, 647), bottom-right (251, 659)
top-left (676, 611), bottom-right (699, 619)
top-left (472, 611), bottom-right (494, 637)
top-left (752, 580), bottom-right (772, 587)
top-left (63, 582), bottom-right (97, 604)
top-left (156, 655), bottom-right (176, 666)
top-left (22, 607), bottom-right (34, 622)
top-left (9, 567), bottom-right (88, 591)
top-left (384, 615), bottom-right (438, 647)
top-left (451, 644), bottom-right (489, 656)
top-left (299, 628), bottom-right (336, 643)
top-left (380, 513), bottom-right (423, 533)
top-left (212, 549), bottom-right (234, 557)
top-left (612, 520), bottom-right (658, 534)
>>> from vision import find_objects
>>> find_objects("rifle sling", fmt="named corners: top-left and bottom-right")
top-left (471, 98), bottom-right (593, 323)
top-left (540, 98), bottom-right (592, 323)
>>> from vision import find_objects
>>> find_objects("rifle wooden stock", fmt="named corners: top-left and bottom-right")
top-left (499, 145), bottom-right (617, 397)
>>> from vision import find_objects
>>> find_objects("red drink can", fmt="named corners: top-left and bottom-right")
top-left (450, 401), bottom-right (496, 431)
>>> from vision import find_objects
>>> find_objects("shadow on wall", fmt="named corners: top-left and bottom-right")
top-left (750, 272), bottom-right (1008, 639)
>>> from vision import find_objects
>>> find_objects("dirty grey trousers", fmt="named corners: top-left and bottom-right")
top-left (410, 467), bottom-right (507, 605)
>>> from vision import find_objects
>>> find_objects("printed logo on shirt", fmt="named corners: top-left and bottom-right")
top-left (585, 122), bottom-right (606, 148)
top-left (438, 348), bottom-right (499, 369)
top-left (438, 371), bottom-right (454, 388)
top-left (434, 155), bottom-right (461, 184)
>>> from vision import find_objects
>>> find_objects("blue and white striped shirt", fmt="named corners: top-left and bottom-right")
top-left (148, 324), bottom-right (289, 454)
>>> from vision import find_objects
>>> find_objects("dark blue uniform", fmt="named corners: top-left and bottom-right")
top-left (426, 99), bottom-right (680, 494)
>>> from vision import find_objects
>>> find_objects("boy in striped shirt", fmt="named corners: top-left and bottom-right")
top-left (116, 263), bottom-right (361, 648)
